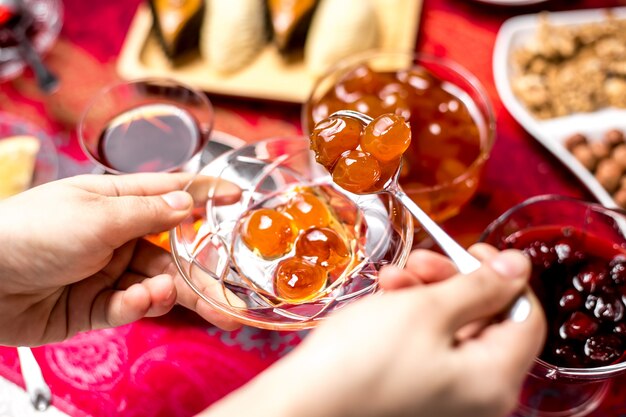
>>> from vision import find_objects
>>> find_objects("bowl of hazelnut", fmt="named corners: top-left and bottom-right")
top-left (481, 195), bottom-right (626, 417)
top-left (303, 51), bottom-right (496, 223)
top-left (565, 128), bottom-right (626, 210)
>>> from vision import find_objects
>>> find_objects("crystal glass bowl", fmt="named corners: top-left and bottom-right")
top-left (481, 195), bottom-right (626, 417)
top-left (170, 136), bottom-right (414, 330)
top-left (303, 51), bottom-right (496, 222)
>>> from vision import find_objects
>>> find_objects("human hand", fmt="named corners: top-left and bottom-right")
top-left (0, 173), bottom-right (242, 346)
top-left (205, 245), bottom-right (546, 417)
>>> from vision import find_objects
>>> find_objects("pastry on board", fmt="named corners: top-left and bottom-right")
top-left (0, 135), bottom-right (40, 200)
top-left (200, 0), bottom-right (268, 73)
top-left (148, 0), bottom-right (204, 60)
top-left (267, 0), bottom-right (318, 55)
top-left (305, 0), bottom-right (379, 75)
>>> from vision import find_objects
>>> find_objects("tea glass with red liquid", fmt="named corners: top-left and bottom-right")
top-left (480, 195), bottom-right (626, 417)
top-left (78, 78), bottom-right (214, 175)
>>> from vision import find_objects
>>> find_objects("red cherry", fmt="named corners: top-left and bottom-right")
top-left (573, 263), bottom-right (609, 293)
top-left (593, 296), bottom-right (625, 322)
top-left (614, 322), bottom-right (626, 336)
top-left (559, 289), bottom-right (583, 312)
top-left (523, 241), bottom-right (557, 269)
top-left (584, 335), bottom-right (624, 365)
top-left (585, 294), bottom-right (599, 311)
top-left (554, 240), bottom-right (585, 265)
top-left (559, 312), bottom-right (599, 340)
top-left (551, 343), bottom-right (582, 368)
top-left (610, 257), bottom-right (626, 285)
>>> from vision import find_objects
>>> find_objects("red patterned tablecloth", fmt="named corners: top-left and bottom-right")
top-left (2, 0), bottom-right (626, 416)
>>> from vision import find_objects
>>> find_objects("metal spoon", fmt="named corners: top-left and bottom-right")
top-left (17, 346), bottom-right (51, 411)
top-left (0, 0), bottom-right (58, 93)
top-left (330, 110), bottom-right (531, 321)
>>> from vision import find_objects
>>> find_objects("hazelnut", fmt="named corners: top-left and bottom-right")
top-left (564, 133), bottom-right (587, 151)
top-left (612, 144), bottom-right (626, 170)
top-left (613, 188), bottom-right (626, 209)
top-left (571, 144), bottom-right (597, 171)
top-left (604, 129), bottom-right (625, 148)
top-left (589, 141), bottom-right (611, 160)
top-left (595, 159), bottom-right (622, 193)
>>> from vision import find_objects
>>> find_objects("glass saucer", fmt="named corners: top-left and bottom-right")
top-left (170, 136), bottom-right (414, 330)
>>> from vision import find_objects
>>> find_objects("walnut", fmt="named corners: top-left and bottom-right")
top-left (510, 12), bottom-right (626, 119)
top-left (511, 75), bottom-right (550, 108)
top-left (595, 38), bottom-right (626, 60)
top-left (605, 78), bottom-right (626, 108)
top-left (607, 61), bottom-right (626, 76)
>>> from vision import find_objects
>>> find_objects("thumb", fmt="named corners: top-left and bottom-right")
top-left (101, 190), bottom-right (193, 247)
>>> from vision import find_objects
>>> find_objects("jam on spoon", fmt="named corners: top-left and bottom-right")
top-left (310, 110), bottom-right (531, 322)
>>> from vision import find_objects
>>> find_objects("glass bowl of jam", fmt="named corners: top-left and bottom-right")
top-left (303, 51), bottom-right (495, 223)
top-left (481, 195), bottom-right (626, 417)
top-left (0, 0), bottom-right (63, 82)
top-left (170, 136), bottom-right (414, 330)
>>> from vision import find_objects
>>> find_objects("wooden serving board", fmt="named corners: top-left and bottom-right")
top-left (116, 0), bottom-right (423, 103)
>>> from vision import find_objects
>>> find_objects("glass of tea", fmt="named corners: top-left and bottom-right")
top-left (78, 78), bottom-right (214, 174)
top-left (303, 51), bottom-right (496, 223)
top-left (481, 195), bottom-right (626, 417)
top-left (169, 136), bottom-right (414, 330)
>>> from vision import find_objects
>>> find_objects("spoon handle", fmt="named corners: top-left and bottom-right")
top-left (394, 188), bottom-right (481, 274)
top-left (394, 188), bottom-right (531, 322)
top-left (17, 346), bottom-right (51, 411)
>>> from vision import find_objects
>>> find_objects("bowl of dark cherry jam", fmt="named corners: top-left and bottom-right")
top-left (303, 51), bottom-right (495, 222)
top-left (481, 195), bottom-right (626, 417)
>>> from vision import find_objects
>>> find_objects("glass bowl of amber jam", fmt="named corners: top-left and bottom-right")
top-left (170, 136), bottom-right (413, 330)
top-left (303, 51), bottom-right (496, 223)
top-left (481, 195), bottom-right (626, 417)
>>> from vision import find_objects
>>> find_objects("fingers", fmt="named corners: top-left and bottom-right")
top-left (379, 250), bottom-right (457, 290)
top-left (458, 290), bottom-right (546, 386)
top-left (68, 173), bottom-right (242, 205)
top-left (129, 240), bottom-right (243, 331)
top-left (186, 174), bottom-right (242, 206)
top-left (76, 174), bottom-right (241, 248)
top-left (468, 243), bottom-right (499, 261)
top-left (98, 191), bottom-right (194, 247)
top-left (378, 265), bottom-right (421, 290)
top-left (406, 250), bottom-right (458, 284)
top-left (90, 274), bottom-right (177, 329)
top-left (433, 250), bottom-right (531, 333)
top-left (67, 173), bottom-right (195, 196)
top-left (380, 244), bottom-right (501, 291)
